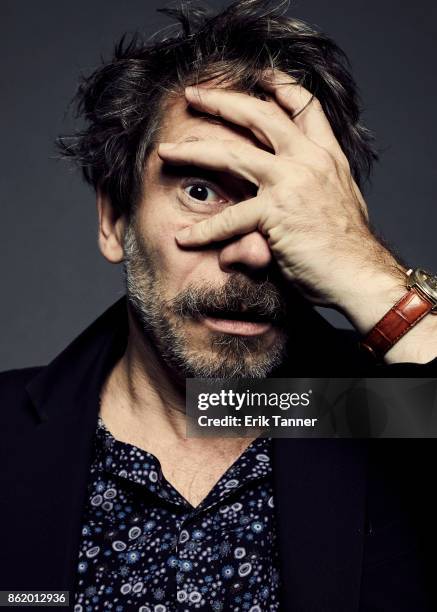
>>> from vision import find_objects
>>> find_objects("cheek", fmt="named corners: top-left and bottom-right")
top-left (137, 195), bottom-right (221, 294)
top-left (147, 222), bottom-right (216, 294)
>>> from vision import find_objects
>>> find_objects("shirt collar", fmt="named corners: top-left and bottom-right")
top-left (93, 414), bottom-right (273, 512)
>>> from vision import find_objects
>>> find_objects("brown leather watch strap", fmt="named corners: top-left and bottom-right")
top-left (360, 287), bottom-right (434, 360)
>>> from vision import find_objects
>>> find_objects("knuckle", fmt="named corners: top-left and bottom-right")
top-left (228, 141), bottom-right (246, 159)
top-left (271, 181), bottom-right (294, 206)
top-left (277, 83), bottom-right (303, 105)
top-left (197, 221), bottom-right (210, 241)
top-left (258, 102), bottom-right (282, 120)
top-left (222, 207), bottom-right (236, 232)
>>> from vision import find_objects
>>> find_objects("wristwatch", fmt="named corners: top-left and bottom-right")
top-left (360, 268), bottom-right (437, 361)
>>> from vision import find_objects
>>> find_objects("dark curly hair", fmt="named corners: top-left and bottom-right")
top-left (57, 0), bottom-right (377, 219)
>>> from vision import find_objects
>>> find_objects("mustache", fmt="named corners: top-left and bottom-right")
top-left (168, 276), bottom-right (287, 324)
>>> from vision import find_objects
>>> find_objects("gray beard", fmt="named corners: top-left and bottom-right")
top-left (122, 223), bottom-right (289, 379)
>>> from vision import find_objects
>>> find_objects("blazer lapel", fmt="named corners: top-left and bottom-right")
top-left (8, 298), bottom-right (128, 591)
top-left (272, 437), bottom-right (368, 612)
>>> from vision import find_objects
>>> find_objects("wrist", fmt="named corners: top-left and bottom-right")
top-left (337, 264), bottom-right (437, 364)
top-left (336, 264), bottom-right (408, 334)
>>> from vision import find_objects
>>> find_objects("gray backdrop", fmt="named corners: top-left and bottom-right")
top-left (1, 0), bottom-right (436, 371)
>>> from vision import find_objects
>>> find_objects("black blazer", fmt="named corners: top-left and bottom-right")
top-left (1, 296), bottom-right (437, 611)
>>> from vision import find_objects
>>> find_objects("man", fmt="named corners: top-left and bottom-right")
top-left (1, 1), bottom-right (437, 610)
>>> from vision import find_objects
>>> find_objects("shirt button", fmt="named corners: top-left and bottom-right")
top-left (178, 529), bottom-right (189, 544)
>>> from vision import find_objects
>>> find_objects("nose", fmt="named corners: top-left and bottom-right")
top-left (218, 230), bottom-right (272, 275)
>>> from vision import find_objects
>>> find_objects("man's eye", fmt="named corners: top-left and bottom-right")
top-left (183, 183), bottom-right (225, 203)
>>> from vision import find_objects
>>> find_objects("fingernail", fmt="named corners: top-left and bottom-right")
top-left (176, 227), bottom-right (191, 241)
top-left (185, 85), bottom-right (208, 98)
top-left (158, 143), bottom-right (176, 151)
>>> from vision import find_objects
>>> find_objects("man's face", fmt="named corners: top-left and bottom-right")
top-left (123, 92), bottom-right (292, 379)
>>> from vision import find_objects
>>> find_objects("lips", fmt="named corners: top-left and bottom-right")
top-left (201, 307), bottom-right (272, 323)
top-left (202, 317), bottom-right (272, 336)
top-left (200, 309), bottom-right (274, 336)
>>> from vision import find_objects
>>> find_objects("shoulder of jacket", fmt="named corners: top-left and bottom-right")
top-left (0, 366), bottom-right (44, 399)
top-left (0, 365), bottom-right (44, 383)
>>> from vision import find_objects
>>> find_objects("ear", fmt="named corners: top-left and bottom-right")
top-left (96, 188), bottom-right (126, 264)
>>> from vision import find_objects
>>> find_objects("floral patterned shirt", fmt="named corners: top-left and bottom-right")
top-left (73, 416), bottom-right (281, 611)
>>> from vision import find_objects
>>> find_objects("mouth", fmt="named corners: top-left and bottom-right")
top-left (199, 308), bottom-right (274, 336)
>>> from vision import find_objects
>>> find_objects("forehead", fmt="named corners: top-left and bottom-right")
top-left (158, 92), bottom-right (261, 148)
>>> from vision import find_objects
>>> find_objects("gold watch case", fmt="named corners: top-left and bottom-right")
top-left (406, 268), bottom-right (437, 312)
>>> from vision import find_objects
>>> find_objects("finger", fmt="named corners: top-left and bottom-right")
top-left (261, 69), bottom-right (347, 161)
top-left (184, 85), bottom-right (310, 156)
top-left (174, 196), bottom-right (264, 246)
top-left (158, 140), bottom-right (283, 187)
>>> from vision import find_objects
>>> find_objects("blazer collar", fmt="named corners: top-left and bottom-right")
top-left (25, 296), bottom-right (128, 424)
